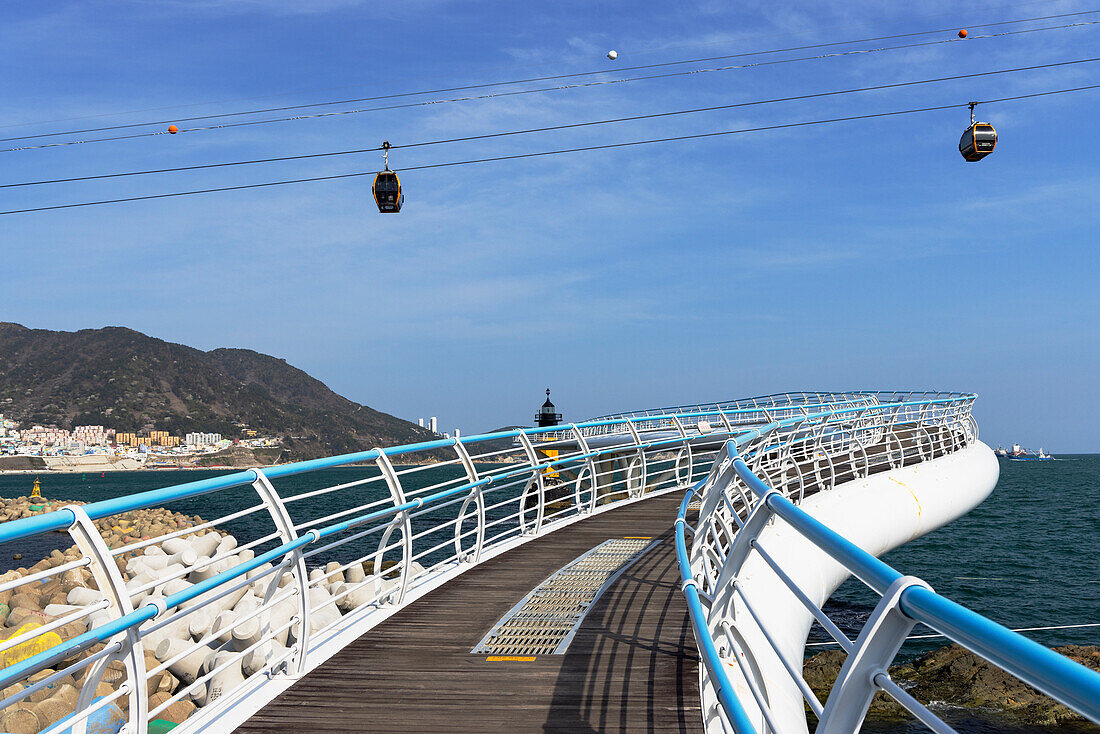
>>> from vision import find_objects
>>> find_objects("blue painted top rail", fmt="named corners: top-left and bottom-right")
top-left (589, 390), bottom-right (973, 422)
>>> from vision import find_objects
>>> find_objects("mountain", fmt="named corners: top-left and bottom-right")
top-left (0, 322), bottom-right (438, 460)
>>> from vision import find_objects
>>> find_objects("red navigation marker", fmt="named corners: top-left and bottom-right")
top-left (168, 125), bottom-right (179, 134)
top-left (958, 29), bottom-right (968, 38)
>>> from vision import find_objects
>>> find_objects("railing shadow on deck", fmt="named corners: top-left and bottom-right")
top-left (541, 531), bottom-right (702, 734)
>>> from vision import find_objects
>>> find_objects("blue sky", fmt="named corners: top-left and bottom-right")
top-left (1, 1), bottom-right (1098, 450)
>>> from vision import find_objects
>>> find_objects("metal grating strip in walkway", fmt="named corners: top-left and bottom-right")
top-left (471, 537), bottom-right (657, 656)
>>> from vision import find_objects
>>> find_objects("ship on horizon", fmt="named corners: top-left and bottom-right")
top-left (995, 443), bottom-right (1054, 461)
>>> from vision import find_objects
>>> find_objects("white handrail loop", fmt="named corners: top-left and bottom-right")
top-left (251, 468), bottom-right (311, 676)
top-left (64, 504), bottom-right (149, 734)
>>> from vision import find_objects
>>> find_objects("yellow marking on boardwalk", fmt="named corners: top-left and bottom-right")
top-left (486, 655), bottom-right (536, 662)
top-left (623, 536), bottom-right (652, 540)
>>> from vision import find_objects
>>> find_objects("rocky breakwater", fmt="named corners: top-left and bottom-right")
top-left (804, 643), bottom-right (1100, 729)
top-left (0, 496), bottom-right (427, 734)
top-left (0, 499), bottom-right (205, 733)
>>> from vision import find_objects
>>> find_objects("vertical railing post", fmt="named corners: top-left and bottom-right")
top-left (570, 425), bottom-right (599, 514)
top-left (515, 431), bottom-right (545, 534)
top-left (816, 415), bottom-right (839, 491)
top-left (709, 473), bottom-right (781, 623)
top-left (966, 405), bottom-right (979, 446)
top-left (251, 469), bottom-right (312, 676)
top-left (714, 405), bottom-right (733, 434)
top-left (623, 418), bottom-right (647, 498)
top-left (817, 576), bottom-right (934, 734)
top-left (851, 408), bottom-right (871, 478)
top-left (452, 440), bottom-right (485, 563)
top-left (670, 416), bottom-right (694, 487)
top-left (884, 403), bottom-right (904, 469)
top-left (775, 419), bottom-right (805, 502)
top-left (64, 505), bottom-right (148, 734)
top-left (375, 450), bottom-right (413, 604)
top-left (914, 403), bottom-right (933, 461)
top-left (688, 440), bottom-right (744, 589)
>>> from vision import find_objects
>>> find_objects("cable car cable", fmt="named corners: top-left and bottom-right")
top-left (0, 1), bottom-right (1082, 131)
top-left (2, 11), bottom-right (1097, 148)
top-left (3, 56), bottom-right (1097, 189)
top-left (3, 82), bottom-right (1098, 216)
top-left (3, 1), bottom-right (1090, 133)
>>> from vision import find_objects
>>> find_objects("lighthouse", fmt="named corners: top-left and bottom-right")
top-left (534, 388), bottom-right (562, 427)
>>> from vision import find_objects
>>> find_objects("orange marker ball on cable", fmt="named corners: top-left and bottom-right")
top-left (167, 125), bottom-right (178, 134)
top-left (958, 29), bottom-right (968, 38)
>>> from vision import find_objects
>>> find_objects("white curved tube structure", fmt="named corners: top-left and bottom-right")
top-left (701, 443), bottom-right (1000, 733)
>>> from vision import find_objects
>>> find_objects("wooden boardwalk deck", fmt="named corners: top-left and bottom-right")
top-left (236, 492), bottom-right (702, 733)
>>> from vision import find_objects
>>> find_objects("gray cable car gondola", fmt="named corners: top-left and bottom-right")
top-left (372, 141), bottom-right (404, 213)
top-left (959, 102), bottom-right (997, 162)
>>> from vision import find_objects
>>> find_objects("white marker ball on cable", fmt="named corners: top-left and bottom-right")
top-left (607, 50), bottom-right (618, 60)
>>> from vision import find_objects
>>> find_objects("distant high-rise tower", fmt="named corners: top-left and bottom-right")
top-left (417, 418), bottom-right (424, 428)
top-left (535, 388), bottom-right (563, 427)
top-left (429, 417), bottom-right (438, 434)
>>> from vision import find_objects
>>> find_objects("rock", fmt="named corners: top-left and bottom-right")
top-left (0, 706), bottom-right (41, 734)
top-left (25, 668), bottom-right (74, 703)
top-left (150, 668), bottom-right (179, 695)
top-left (802, 650), bottom-right (911, 724)
top-left (31, 695), bottom-right (72, 727)
top-left (894, 643), bottom-right (1100, 726)
top-left (53, 682), bottom-right (80, 706)
top-left (148, 689), bottom-right (172, 711)
top-left (160, 697), bottom-right (196, 724)
top-left (100, 660), bottom-right (126, 685)
top-left (803, 643), bottom-right (1100, 727)
top-left (8, 592), bottom-right (41, 611)
top-left (0, 572), bottom-right (19, 605)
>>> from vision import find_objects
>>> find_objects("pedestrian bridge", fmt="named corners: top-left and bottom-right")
top-left (0, 392), bottom-right (1097, 734)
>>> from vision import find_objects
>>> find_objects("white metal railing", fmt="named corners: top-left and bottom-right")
top-left (677, 402), bottom-right (1100, 733)
top-left (553, 391), bottom-right (972, 440)
top-left (0, 392), bottom-right (976, 733)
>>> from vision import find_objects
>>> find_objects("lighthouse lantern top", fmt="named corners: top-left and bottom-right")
top-left (534, 388), bottom-right (563, 427)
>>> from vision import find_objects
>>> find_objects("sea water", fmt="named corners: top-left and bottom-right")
top-left (821, 454), bottom-right (1100, 652)
top-left (821, 455), bottom-right (1100, 733)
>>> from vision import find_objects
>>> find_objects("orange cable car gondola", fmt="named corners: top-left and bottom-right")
top-left (959, 102), bottom-right (997, 162)
top-left (372, 141), bottom-right (404, 213)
